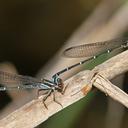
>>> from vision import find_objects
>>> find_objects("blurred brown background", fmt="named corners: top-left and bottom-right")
top-left (0, 0), bottom-right (99, 75)
top-left (0, 0), bottom-right (128, 128)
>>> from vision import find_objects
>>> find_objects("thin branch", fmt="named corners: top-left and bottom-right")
top-left (92, 74), bottom-right (128, 107)
top-left (0, 50), bottom-right (128, 128)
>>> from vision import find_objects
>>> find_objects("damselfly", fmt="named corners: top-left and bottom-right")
top-left (0, 71), bottom-right (64, 108)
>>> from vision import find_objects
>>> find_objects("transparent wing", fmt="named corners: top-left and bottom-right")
top-left (0, 71), bottom-right (41, 87)
top-left (63, 38), bottom-right (128, 58)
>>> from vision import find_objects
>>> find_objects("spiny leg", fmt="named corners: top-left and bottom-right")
top-left (42, 90), bottom-right (52, 109)
top-left (37, 89), bottom-right (43, 99)
top-left (53, 90), bottom-right (63, 108)
top-left (37, 89), bottom-right (49, 98)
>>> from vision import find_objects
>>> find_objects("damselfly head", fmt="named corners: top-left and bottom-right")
top-left (55, 78), bottom-right (63, 92)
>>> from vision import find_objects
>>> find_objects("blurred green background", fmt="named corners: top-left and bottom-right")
top-left (0, 0), bottom-right (128, 128)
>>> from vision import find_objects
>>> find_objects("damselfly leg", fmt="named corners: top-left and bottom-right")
top-left (42, 90), bottom-right (52, 109)
top-left (38, 88), bottom-right (63, 109)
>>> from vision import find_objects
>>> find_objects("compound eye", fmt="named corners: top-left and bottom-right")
top-left (57, 78), bottom-right (62, 83)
